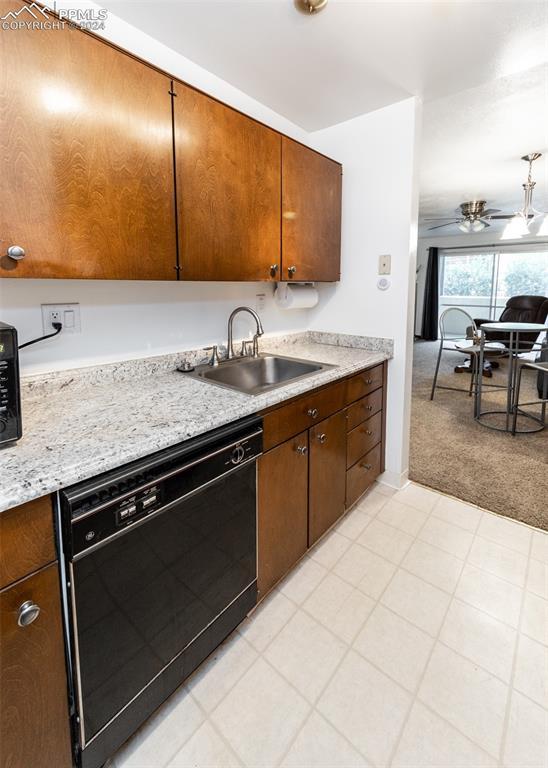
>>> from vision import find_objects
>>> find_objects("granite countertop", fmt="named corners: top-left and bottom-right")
top-left (0, 331), bottom-right (392, 513)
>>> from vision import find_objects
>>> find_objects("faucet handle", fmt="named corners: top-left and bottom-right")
top-left (240, 340), bottom-right (254, 357)
top-left (204, 345), bottom-right (221, 367)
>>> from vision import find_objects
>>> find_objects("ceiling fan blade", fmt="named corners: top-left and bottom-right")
top-left (481, 208), bottom-right (501, 215)
top-left (427, 221), bottom-right (459, 230)
top-left (486, 214), bottom-right (515, 220)
top-left (423, 217), bottom-right (460, 221)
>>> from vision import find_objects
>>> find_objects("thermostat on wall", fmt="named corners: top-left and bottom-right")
top-left (377, 277), bottom-right (391, 291)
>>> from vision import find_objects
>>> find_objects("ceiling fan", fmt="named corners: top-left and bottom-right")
top-left (424, 200), bottom-right (515, 232)
top-left (424, 153), bottom-right (543, 233)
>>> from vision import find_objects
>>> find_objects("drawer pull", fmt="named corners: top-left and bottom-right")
top-left (296, 445), bottom-right (308, 455)
top-left (360, 463), bottom-right (373, 471)
top-left (307, 408), bottom-right (319, 419)
top-left (363, 429), bottom-right (373, 436)
top-left (317, 433), bottom-right (327, 445)
top-left (17, 601), bottom-right (40, 627)
top-left (365, 405), bottom-right (373, 411)
top-left (364, 378), bottom-right (373, 385)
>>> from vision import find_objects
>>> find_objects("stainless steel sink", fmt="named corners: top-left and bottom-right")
top-left (190, 354), bottom-right (334, 395)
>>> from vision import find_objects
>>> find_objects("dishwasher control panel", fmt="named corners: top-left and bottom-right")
top-left (61, 416), bottom-right (263, 559)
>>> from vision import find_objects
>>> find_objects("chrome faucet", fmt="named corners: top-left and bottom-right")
top-left (227, 307), bottom-right (264, 359)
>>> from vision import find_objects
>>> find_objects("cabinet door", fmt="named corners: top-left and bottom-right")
top-left (281, 137), bottom-right (342, 282)
top-left (309, 410), bottom-right (347, 546)
top-left (174, 83), bottom-right (281, 281)
top-left (0, 7), bottom-right (176, 280)
top-left (0, 564), bottom-right (72, 768)
top-left (257, 432), bottom-right (308, 598)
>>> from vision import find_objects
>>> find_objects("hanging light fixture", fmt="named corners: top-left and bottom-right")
top-left (502, 152), bottom-right (543, 240)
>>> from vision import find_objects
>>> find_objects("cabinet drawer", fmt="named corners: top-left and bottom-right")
top-left (345, 443), bottom-right (382, 508)
top-left (0, 497), bottom-right (56, 590)
top-left (346, 411), bottom-right (382, 469)
top-left (263, 379), bottom-right (346, 451)
top-left (345, 364), bottom-right (384, 405)
top-left (346, 388), bottom-right (383, 431)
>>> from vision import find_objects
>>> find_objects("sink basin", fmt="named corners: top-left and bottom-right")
top-left (192, 354), bottom-right (334, 395)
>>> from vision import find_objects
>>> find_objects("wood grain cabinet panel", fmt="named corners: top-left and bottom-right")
top-left (0, 564), bottom-right (72, 768)
top-left (262, 380), bottom-right (346, 451)
top-left (0, 6), bottom-right (177, 280)
top-left (308, 410), bottom-right (347, 546)
top-left (257, 433), bottom-right (309, 598)
top-left (346, 443), bottom-right (382, 509)
top-left (0, 496), bottom-right (56, 590)
top-left (173, 82), bottom-right (281, 281)
top-left (281, 136), bottom-right (342, 282)
top-left (346, 411), bottom-right (382, 469)
top-left (346, 388), bottom-right (384, 432)
top-left (345, 364), bottom-right (384, 405)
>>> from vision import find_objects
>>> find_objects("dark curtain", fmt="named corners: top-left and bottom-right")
top-left (421, 247), bottom-right (439, 340)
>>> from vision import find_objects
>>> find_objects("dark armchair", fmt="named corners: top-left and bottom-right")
top-left (474, 295), bottom-right (548, 346)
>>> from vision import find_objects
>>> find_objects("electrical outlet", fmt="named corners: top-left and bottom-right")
top-left (41, 303), bottom-right (81, 335)
top-left (379, 254), bottom-right (391, 275)
top-left (255, 293), bottom-right (266, 314)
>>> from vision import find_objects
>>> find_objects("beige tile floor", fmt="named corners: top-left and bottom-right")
top-left (111, 482), bottom-right (548, 768)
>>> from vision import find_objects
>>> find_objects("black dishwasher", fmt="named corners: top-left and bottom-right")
top-left (59, 415), bottom-right (262, 768)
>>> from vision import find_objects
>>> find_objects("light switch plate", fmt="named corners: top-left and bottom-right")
top-left (379, 254), bottom-right (391, 275)
top-left (41, 303), bottom-right (81, 334)
top-left (255, 293), bottom-right (266, 313)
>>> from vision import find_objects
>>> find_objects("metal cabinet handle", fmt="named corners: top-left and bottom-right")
top-left (296, 445), bottom-right (308, 455)
top-left (364, 378), bottom-right (373, 385)
top-left (307, 408), bottom-right (319, 419)
top-left (365, 405), bottom-right (373, 411)
top-left (7, 245), bottom-right (25, 261)
top-left (363, 429), bottom-right (373, 436)
top-left (269, 264), bottom-right (279, 276)
top-left (360, 463), bottom-right (373, 471)
top-left (17, 601), bottom-right (40, 627)
top-left (287, 265), bottom-right (297, 276)
top-left (317, 433), bottom-right (327, 444)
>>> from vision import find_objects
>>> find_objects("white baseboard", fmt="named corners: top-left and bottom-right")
top-left (377, 469), bottom-right (410, 491)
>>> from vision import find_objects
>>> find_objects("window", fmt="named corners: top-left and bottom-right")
top-left (439, 246), bottom-right (548, 322)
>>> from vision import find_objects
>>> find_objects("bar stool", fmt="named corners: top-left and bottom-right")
top-left (512, 360), bottom-right (548, 435)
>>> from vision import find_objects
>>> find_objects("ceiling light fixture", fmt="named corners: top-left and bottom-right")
top-left (502, 152), bottom-right (544, 240)
top-left (295, 0), bottom-right (328, 14)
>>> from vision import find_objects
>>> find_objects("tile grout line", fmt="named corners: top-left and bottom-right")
top-left (497, 532), bottom-right (535, 766)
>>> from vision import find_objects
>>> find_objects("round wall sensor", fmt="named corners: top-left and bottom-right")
top-left (377, 277), bottom-right (390, 291)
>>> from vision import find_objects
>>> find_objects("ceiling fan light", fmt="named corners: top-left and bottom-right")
top-left (471, 219), bottom-right (486, 232)
top-left (458, 220), bottom-right (472, 233)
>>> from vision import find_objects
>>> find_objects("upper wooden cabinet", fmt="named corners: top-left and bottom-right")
top-left (0, 9), bottom-right (177, 280)
top-left (173, 82), bottom-right (281, 281)
top-left (281, 137), bottom-right (342, 282)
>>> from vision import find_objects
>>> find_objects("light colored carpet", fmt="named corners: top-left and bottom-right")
top-left (410, 340), bottom-right (547, 530)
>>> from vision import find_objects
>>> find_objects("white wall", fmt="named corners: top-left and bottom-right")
top-left (0, 1), bottom-right (311, 375)
top-left (0, 280), bottom-right (310, 374)
top-left (308, 98), bottom-right (422, 487)
top-left (415, 232), bottom-right (548, 335)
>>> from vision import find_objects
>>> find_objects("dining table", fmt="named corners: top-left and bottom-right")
top-left (475, 321), bottom-right (548, 433)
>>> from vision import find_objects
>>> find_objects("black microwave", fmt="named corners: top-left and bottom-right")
top-left (0, 322), bottom-right (22, 446)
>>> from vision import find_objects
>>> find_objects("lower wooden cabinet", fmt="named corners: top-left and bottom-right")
top-left (258, 362), bottom-right (387, 601)
top-left (0, 563), bottom-right (72, 768)
top-left (308, 410), bottom-right (347, 546)
top-left (257, 432), bottom-right (309, 598)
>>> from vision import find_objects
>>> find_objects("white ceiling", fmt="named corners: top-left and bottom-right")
top-left (419, 63), bottom-right (548, 236)
top-left (107, 0), bottom-right (547, 131)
